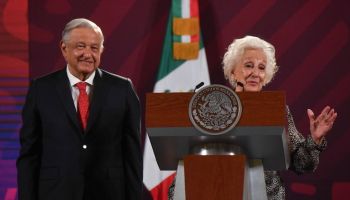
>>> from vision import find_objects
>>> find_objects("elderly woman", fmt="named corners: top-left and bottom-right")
top-left (222, 35), bottom-right (337, 199)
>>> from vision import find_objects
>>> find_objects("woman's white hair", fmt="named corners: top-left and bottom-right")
top-left (222, 35), bottom-right (278, 86)
top-left (61, 18), bottom-right (104, 48)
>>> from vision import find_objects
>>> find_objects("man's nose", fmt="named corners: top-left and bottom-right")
top-left (82, 47), bottom-right (93, 57)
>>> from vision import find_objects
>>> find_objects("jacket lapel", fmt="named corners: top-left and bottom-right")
top-left (55, 69), bottom-right (83, 135)
top-left (86, 69), bottom-right (110, 133)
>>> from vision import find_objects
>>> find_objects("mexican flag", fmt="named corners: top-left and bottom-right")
top-left (143, 0), bottom-right (210, 199)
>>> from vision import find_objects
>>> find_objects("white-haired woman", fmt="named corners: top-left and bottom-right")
top-left (222, 35), bottom-right (337, 199)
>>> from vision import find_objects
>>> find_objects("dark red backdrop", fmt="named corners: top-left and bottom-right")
top-left (0, 0), bottom-right (349, 199)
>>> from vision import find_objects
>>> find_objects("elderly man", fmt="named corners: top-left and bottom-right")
top-left (17, 18), bottom-right (142, 200)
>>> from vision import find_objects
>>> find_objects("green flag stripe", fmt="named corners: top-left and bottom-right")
top-left (173, 35), bottom-right (181, 42)
top-left (172, 0), bottom-right (182, 18)
top-left (157, 12), bottom-right (184, 81)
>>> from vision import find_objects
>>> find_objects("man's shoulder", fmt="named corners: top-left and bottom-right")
top-left (98, 68), bottom-right (131, 84)
top-left (32, 68), bottom-right (65, 83)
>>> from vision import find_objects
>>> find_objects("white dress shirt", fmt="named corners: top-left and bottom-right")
top-left (66, 66), bottom-right (95, 110)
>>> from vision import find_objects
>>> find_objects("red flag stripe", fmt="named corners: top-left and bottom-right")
top-left (190, 0), bottom-right (198, 17)
top-left (190, 0), bottom-right (199, 43)
top-left (150, 173), bottom-right (176, 200)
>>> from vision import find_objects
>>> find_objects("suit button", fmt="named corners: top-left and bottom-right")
top-left (83, 145), bottom-right (87, 149)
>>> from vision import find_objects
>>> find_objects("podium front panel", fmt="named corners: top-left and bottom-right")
top-left (147, 126), bottom-right (289, 171)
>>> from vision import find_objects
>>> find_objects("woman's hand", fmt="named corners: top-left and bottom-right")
top-left (307, 106), bottom-right (337, 144)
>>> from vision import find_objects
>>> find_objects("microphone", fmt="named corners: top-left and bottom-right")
top-left (194, 82), bottom-right (204, 92)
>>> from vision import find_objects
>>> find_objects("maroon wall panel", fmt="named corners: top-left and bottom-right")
top-left (27, 0), bottom-right (350, 199)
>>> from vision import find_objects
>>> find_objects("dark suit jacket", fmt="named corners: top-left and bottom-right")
top-left (16, 68), bottom-right (142, 200)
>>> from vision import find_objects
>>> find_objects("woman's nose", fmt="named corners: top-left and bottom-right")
top-left (252, 67), bottom-right (259, 76)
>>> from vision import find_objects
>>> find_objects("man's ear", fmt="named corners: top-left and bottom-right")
top-left (60, 41), bottom-right (66, 51)
top-left (60, 41), bottom-right (67, 58)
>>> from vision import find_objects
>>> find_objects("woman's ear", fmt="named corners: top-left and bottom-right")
top-left (230, 72), bottom-right (236, 81)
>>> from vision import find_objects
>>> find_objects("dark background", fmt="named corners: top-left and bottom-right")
top-left (0, 0), bottom-right (349, 199)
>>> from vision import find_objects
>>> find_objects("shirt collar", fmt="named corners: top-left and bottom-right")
top-left (66, 66), bottom-right (95, 87)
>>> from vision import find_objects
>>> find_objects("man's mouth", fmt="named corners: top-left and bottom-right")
top-left (79, 60), bottom-right (94, 64)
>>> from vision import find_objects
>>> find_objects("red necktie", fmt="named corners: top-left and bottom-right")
top-left (76, 82), bottom-right (89, 130)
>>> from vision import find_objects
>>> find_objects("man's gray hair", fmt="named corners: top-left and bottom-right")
top-left (222, 35), bottom-right (278, 86)
top-left (61, 18), bottom-right (104, 47)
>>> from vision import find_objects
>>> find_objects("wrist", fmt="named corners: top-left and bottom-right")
top-left (307, 135), bottom-right (327, 152)
top-left (311, 135), bottom-right (323, 144)
top-left (311, 134), bottom-right (323, 145)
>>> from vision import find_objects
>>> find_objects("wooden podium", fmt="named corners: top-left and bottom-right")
top-left (146, 91), bottom-right (290, 200)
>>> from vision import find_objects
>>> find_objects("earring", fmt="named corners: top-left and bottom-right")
top-left (229, 78), bottom-right (237, 89)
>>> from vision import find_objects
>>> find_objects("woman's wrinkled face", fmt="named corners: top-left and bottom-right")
top-left (231, 48), bottom-right (267, 92)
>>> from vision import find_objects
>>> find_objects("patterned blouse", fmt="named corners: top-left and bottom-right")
top-left (265, 106), bottom-right (326, 199)
top-left (168, 106), bottom-right (327, 200)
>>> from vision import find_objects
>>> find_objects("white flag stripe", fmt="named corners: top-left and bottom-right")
top-left (154, 49), bottom-right (210, 92)
top-left (143, 134), bottom-right (174, 190)
top-left (181, 35), bottom-right (191, 43)
top-left (182, 0), bottom-right (190, 18)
